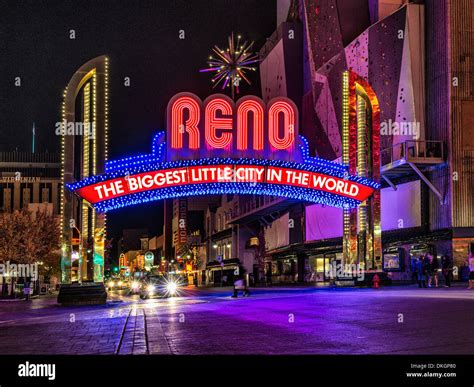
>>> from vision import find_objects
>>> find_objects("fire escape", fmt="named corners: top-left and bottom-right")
top-left (380, 140), bottom-right (446, 203)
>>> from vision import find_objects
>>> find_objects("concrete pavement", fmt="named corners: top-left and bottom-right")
top-left (0, 285), bottom-right (473, 355)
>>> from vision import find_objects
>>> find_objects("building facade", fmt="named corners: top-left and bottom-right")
top-left (0, 151), bottom-right (61, 215)
top-left (255, 0), bottom-right (474, 283)
top-left (164, 0), bottom-right (474, 285)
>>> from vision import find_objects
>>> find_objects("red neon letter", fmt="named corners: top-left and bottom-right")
top-left (268, 101), bottom-right (296, 150)
top-left (170, 96), bottom-right (200, 149)
top-left (205, 98), bottom-right (233, 149)
top-left (236, 99), bottom-right (264, 150)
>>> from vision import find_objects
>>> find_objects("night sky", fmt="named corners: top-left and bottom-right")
top-left (0, 0), bottom-right (276, 243)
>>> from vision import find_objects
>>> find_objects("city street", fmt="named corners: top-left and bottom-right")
top-left (0, 285), bottom-right (473, 355)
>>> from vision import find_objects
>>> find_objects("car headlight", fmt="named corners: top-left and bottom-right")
top-left (109, 281), bottom-right (115, 287)
top-left (166, 281), bottom-right (178, 295)
top-left (131, 281), bottom-right (140, 290)
top-left (147, 284), bottom-right (155, 293)
top-left (117, 281), bottom-right (123, 287)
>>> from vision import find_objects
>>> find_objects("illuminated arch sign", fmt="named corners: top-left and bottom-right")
top-left (67, 93), bottom-right (379, 212)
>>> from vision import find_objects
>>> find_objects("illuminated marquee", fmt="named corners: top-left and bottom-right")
top-left (68, 93), bottom-right (379, 211)
top-left (166, 93), bottom-right (298, 161)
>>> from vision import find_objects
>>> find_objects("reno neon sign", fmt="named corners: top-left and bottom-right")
top-left (167, 93), bottom-right (297, 161)
top-left (67, 93), bottom-right (380, 211)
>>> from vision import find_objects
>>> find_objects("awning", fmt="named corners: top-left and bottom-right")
top-left (206, 258), bottom-right (240, 269)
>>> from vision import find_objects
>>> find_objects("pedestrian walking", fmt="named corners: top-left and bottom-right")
top-left (441, 254), bottom-right (453, 287)
top-left (232, 276), bottom-right (250, 297)
top-left (428, 254), bottom-right (439, 288)
top-left (468, 253), bottom-right (474, 290)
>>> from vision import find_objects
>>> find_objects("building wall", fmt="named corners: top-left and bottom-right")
top-left (449, 0), bottom-right (474, 229)
top-left (0, 152), bottom-right (61, 215)
top-left (302, 3), bottom-right (418, 160)
top-left (194, 1), bottom-right (474, 285)
top-left (381, 181), bottom-right (421, 230)
top-left (236, 223), bottom-right (257, 275)
top-left (265, 212), bottom-right (290, 250)
top-left (205, 195), bottom-right (236, 264)
top-left (305, 180), bottom-right (421, 242)
top-left (375, 0), bottom-right (406, 21)
top-left (260, 22), bottom-right (303, 108)
top-left (277, 0), bottom-right (292, 26)
top-left (424, 0), bottom-right (474, 270)
top-left (425, 0), bottom-right (452, 231)
top-left (305, 205), bottom-right (343, 241)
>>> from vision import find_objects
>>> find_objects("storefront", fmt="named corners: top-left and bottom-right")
top-left (307, 255), bottom-right (331, 282)
top-left (269, 256), bottom-right (298, 283)
top-left (206, 258), bottom-right (240, 286)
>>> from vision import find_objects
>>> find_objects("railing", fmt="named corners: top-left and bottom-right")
top-left (0, 151), bottom-right (60, 163)
top-left (381, 140), bottom-right (444, 167)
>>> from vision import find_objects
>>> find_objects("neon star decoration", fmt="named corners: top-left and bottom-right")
top-left (67, 93), bottom-right (380, 212)
top-left (200, 33), bottom-right (259, 99)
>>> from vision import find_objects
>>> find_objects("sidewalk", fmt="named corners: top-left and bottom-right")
top-left (189, 281), bottom-right (469, 292)
top-left (183, 283), bottom-right (330, 293)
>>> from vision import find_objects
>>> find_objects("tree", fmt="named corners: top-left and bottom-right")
top-left (20, 209), bottom-right (60, 266)
top-left (0, 210), bottom-right (26, 264)
top-left (0, 209), bottom-right (60, 297)
top-left (0, 210), bottom-right (28, 296)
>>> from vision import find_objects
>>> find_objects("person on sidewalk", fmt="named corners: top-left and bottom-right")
top-left (441, 254), bottom-right (453, 287)
top-left (417, 255), bottom-right (427, 288)
top-left (423, 254), bottom-right (432, 288)
top-left (428, 254), bottom-right (439, 288)
top-left (411, 256), bottom-right (419, 285)
top-left (467, 253), bottom-right (474, 290)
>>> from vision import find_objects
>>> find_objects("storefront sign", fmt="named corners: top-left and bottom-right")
top-left (178, 198), bottom-right (187, 245)
top-left (144, 251), bottom-right (154, 270)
